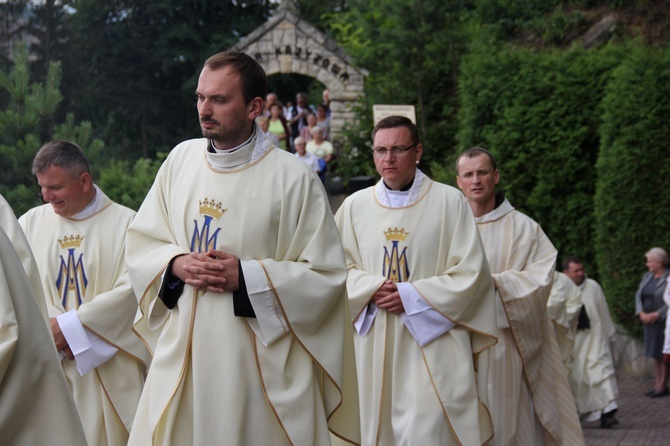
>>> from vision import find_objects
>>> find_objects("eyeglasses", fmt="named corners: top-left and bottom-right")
top-left (371, 143), bottom-right (417, 157)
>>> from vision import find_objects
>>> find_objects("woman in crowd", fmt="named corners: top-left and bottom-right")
top-left (268, 103), bottom-right (290, 150)
top-left (635, 247), bottom-right (670, 397)
top-left (306, 125), bottom-right (333, 164)
top-left (256, 116), bottom-right (280, 147)
top-left (316, 103), bottom-right (331, 140)
top-left (299, 113), bottom-right (318, 141)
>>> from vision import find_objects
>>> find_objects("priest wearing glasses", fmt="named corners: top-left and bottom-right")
top-left (335, 115), bottom-right (497, 445)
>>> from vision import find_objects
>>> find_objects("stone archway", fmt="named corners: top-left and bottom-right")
top-left (233, 0), bottom-right (367, 149)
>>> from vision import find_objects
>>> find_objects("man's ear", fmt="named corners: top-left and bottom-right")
top-left (80, 172), bottom-right (93, 190)
top-left (248, 97), bottom-right (264, 120)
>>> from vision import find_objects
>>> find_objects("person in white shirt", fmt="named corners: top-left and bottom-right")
top-left (294, 136), bottom-right (321, 173)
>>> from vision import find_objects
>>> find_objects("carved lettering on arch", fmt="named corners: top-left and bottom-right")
top-left (263, 44), bottom-right (350, 82)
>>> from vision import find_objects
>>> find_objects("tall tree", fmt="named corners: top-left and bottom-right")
top-left (0, 44), bottom-right (103, 216)
top-left (59, 0), bottom-right (272, 160)
top-left (0, 1), bottom-right (30, 71)
top-left (328, 0), bottom-right (475, 168)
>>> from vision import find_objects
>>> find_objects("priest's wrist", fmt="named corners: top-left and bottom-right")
top-left (159, 255), bottom-right (186, 309)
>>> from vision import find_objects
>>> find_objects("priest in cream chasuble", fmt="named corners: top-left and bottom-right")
top-left (336, 116), bottom-right (497, 445)
top-left (547, 271), bottom-right (583, 372)
top-left (0, 224), bottom-right (88, 446)
top-left (0, 193), bottom-right (47, 320)
top-left (127, 51), bottom-right (359, 445)
top-left (20, 142), bottom-right (151, 446)
top-left (126, 132), bottom-right (360, 445)
top-left (563, 258), bottom-right (619, 424)
top-left (457, 147), bottom-right (584, 446)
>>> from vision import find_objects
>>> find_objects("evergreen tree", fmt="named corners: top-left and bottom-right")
top-left (328, 0), bottom-right (472, 168)
top-left (59, 0), bottom-right (272, 160)
top-left (0, 44), bottom-right (103, 216)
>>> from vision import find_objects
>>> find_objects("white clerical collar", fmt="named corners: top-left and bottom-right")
top-left (376, 169), bottom-right (425, 208)
top-left (210, 126), bottom-right (255, 154)
top-left (206, 125), bottom-right (259, 171)
top-left (475, 197), bottom-right (515, 223)
top-left (577, 275), bottom-right (589, 291)
top-left (70, 185), bottom-right (103, 220)
top-left (385, 189), bottom-right (410, 208)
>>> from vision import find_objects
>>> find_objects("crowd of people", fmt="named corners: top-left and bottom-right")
top-left (258, 89), bottom-right (333, 180)
top-left (0, 49), bottom-right (660, 445)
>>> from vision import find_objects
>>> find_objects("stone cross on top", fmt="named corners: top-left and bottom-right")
top-left (279, 0), bottom-right (299, 13)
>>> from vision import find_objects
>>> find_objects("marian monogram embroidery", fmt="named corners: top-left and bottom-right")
top-left (383, 228), bottom-right (410, 282)
top-left (191, 198), bottom-right (227, 253)
top-left (56, 235), bottom-right (87, 308)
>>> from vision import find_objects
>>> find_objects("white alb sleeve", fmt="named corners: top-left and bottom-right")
top-left (240, 259), bottom-right (289, 346)
top-left (398, 282), bottom-right (455, 346)
top-left (353, 303), bottom-right (379, 336)
top-left (57, 309), bottom-right (118, 375)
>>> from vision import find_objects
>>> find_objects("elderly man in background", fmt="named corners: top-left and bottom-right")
top-left (456, 147), bottom-right (584, 445)
top-left (294, 136), bottom-right (321, 174)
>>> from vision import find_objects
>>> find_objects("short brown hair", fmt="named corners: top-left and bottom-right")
top-left (371, 115), bottom-right (419, 145)
top-left (204, 50), bottom-right (267, 105)
top-left (455, 147), bottom-right (497, 175)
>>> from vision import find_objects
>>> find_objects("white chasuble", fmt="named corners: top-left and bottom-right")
top-left (126, 134), bottom-right (360, 445)
top-left (569, 278), bottom-right (618, 417)
top-left (475, 198), bottom-right (584, 446)
top-left (336, 177), bottom-right (497, 446)
top-left (19, 190), bottom-right (151, 446)
top-left (0, 193), bottom-right (47, 321)
top-left (0, 227), bottom-right (88, 446)
top-left (547, 271), bottom-right (583, 371)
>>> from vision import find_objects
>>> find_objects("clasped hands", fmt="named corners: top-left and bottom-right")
top-left (640, 311), bottom-right (660, 324)
top-left (172, 249), bottom-right (240, 293)
top-left (373, 280), bottom-right (406, 314)
top-left (50, 317), bottom-right (74, 361)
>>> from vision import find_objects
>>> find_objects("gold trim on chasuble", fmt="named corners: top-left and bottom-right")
top-left (56, 234), bottom-right (87, 308)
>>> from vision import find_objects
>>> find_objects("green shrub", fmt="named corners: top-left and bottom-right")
top-left (457, 43), bottom-right (622, 279)
top-left (595, 43), bottom-right (670, 338)
top-left (97, 156), bottom-right (165, 211)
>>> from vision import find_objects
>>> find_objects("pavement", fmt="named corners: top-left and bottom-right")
top-left (583, 372), bottom-right (670, 445)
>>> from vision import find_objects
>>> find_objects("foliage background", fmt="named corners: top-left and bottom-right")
top-left (1, 0), bottom-right (669, 337)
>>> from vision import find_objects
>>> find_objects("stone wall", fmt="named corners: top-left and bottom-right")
top-left (611, 325), bottom-right (654, 378)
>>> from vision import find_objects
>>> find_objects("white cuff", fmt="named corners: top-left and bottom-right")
top-left (57, 310), bottom-right (118, 375)
top-left (354, 303), bottom-right (378, 336)
top-left (241, 260), bottom-right (288, 346)
top-left (397, 283), bottom-right (455, 347)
